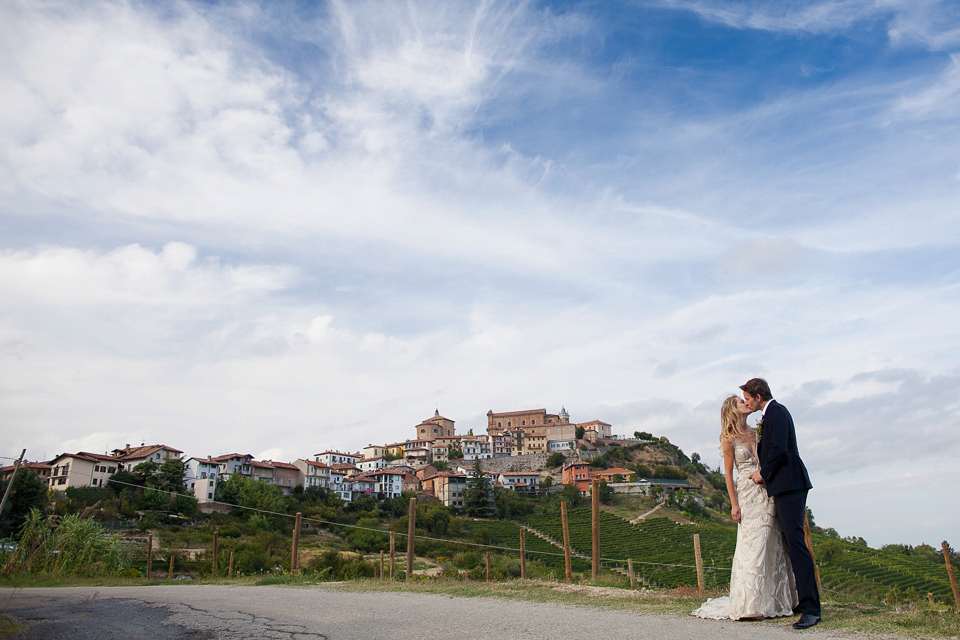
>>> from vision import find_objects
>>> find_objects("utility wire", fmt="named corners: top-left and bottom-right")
top-left (49, 467), bottom-right (733, 573)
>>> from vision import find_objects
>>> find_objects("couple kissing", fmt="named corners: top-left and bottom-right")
top-left (693, 378), bottom-right (822, 630)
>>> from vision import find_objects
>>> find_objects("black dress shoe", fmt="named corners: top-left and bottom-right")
top-left (793, 613), bottom-right (821, 629)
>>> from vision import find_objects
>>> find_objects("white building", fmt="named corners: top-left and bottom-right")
top-left (210, 453), bottom-right (253, 479)
top-left (461, 437), bottom-right (492, 460)
top-left (358, 456), bottom-right (387, 473)
top-left (314, 450), bottom-right (361, 467)
top-left (294, 459), bottom-right (330, 490)
top-left (498, 471), bottom-right (541, 492)
top-left (185, 457), bottom-right (221, 502)
top-left (366, 470), bottom-right (404, 499)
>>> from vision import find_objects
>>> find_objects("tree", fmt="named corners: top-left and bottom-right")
top-left (596, 479), bottom-right (614, 504)
top-left (545, 452), bottom-right (566, 468)
top-left (0, 469), bottom-right (49, 538)
top-left (551, 484), bottom-right (582, 511)
top-left (131, 460), bottom-right (160, 487)
top-left (463, 459), bottom-right (495, 518)
top-left (157, 458), bottom-right (186, 492)
top-left (216, 474), bottom-right (286, 515)
top-left (447, 445), bottom-right (463, 460)
top-left (575, 426), bottom-right (585, 439)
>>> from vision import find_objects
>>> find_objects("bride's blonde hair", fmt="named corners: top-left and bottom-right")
top-left (720, 394), bottom-right (746, 443)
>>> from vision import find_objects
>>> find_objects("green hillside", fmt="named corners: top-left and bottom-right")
top-left (511, 509), bottom-right (959, 601)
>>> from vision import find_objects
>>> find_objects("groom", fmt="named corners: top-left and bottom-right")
top-left (742, 377), bottom-right (822, 630)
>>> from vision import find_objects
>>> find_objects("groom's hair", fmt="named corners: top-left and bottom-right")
top-left (740, 378), bottom-right (772, 401)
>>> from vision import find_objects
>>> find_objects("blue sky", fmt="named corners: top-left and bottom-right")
top-left (1, 0), bottom-right (959, 547)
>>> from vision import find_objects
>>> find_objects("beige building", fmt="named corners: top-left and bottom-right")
top-left (486, 407), bottom-right (570, 430)
top-left (579, 419), bottom-right (613, 442)
top-left (487, 407), bottom-right (578, 455)
top-left (47, 452), bottom-right (119, 490)
top-left (415, 410), bottom-right (456, 440)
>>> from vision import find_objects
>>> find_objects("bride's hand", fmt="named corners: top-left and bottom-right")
top-left (731, 505), bottom-right (741, 523)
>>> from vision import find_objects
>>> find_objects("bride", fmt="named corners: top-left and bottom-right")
top-left (692, 395), bottom-right (798, 620)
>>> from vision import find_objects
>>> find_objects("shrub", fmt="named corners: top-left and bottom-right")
top-left (3, 510), bottom-right (128, 577)
top-left (546, 453), bottom-right (566, 468)
top-left (305, 550), bottom-right (374, 580)
top-left (452, 551), bottom-right (481, 569)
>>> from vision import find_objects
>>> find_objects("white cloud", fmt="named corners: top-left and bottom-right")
top-left (0, 0), bottom-right (959, 547)
top-left (655, 0), bottom-right (881, 34)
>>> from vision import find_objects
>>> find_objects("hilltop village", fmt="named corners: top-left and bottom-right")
top-left (3, 408), bottom-right (701, 510)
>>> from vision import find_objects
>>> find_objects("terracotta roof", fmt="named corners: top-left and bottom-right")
top-left (75, 451), bottom-right (121, 462)
top-left (210, 453), bottom-right (252, 463)
top-left (303, 460), bottom-right (330, 468)
top-left (272, 461), bottom-right (298, 470)
top-left (592, 467), bottom-right (634, 476)
top-left (113, 444), bottom-right (183, 461)
top-left (1, 461), bottom-right (53, 473)
top-left (487, 408), bottom-right (548, 418)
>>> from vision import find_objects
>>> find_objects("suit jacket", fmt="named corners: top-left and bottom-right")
top-left (757, 400), bottom-right (812, 497)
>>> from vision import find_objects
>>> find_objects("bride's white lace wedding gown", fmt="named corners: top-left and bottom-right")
top-left (692, 439), bottom-right (798, 620)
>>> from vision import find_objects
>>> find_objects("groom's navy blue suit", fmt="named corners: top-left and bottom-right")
top-left (757, 400), bottom-right (821, 618)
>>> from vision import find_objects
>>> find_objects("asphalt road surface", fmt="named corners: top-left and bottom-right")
top-left (2, 585), bottom-right (850, 639)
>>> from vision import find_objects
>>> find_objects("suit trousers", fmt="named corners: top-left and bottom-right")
top-left (774, 489), bottom-right (821, 617)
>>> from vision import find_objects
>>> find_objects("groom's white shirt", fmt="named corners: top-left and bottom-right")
top-left (761, 399), bottom-right (773, 417)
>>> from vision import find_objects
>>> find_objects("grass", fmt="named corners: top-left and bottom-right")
top-left (0, 613), bottom-right (25, 638)
top-left (321, 578), bottom-right (960, 638)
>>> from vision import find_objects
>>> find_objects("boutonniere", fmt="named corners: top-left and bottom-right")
top-left (755, 418), bottom-right (763, 443)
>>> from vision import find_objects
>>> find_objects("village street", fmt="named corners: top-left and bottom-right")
top-left (1, 585), bottom-right (853, 639)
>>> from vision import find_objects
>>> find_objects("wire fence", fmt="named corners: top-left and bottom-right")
top-left (8, 461), bottom-right (960, 606)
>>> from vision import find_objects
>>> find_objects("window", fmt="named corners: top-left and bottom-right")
top-left (108, 467), bottom-right (115, 473)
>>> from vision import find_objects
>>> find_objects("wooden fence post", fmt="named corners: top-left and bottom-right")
top-left (389, 531), bottom-right (396, 580)
top-left (406, 497), bottom-right (416, 582)
top-left (561, 501), bottom-right (573, 584)
top-left (380, 551), bottom-right (385, 581)
top-left (628, 558), bottom-right (635, 590)
top-left (486, 552), bottom-right (491, 582)
top-left (228, 551), bottom-right (234, 579)
top-left (591, 477), bottom-right (600, 581)
top-left (167, 554), bottom-right (174, 580)
top-left (212, 531), bottom-right (219, 576)
top-left (291, 512), bottom-right (302, 574)
top-left (693, 533), bottom-right (705, 595)
top-left (943, 541), bottom-right (960, 611)
top-left (803, 511), bottom-right (823, 595)
top-left (146, 533), bottom-right (153, 579)
top-left (520, 528), bottom-right (526, 579)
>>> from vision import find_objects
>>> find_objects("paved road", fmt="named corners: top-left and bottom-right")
top-left (2, 585), bottom-right (850, 639)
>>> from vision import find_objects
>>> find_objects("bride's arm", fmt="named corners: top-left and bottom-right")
top-left (722, 439), bottom-right (740, 523)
